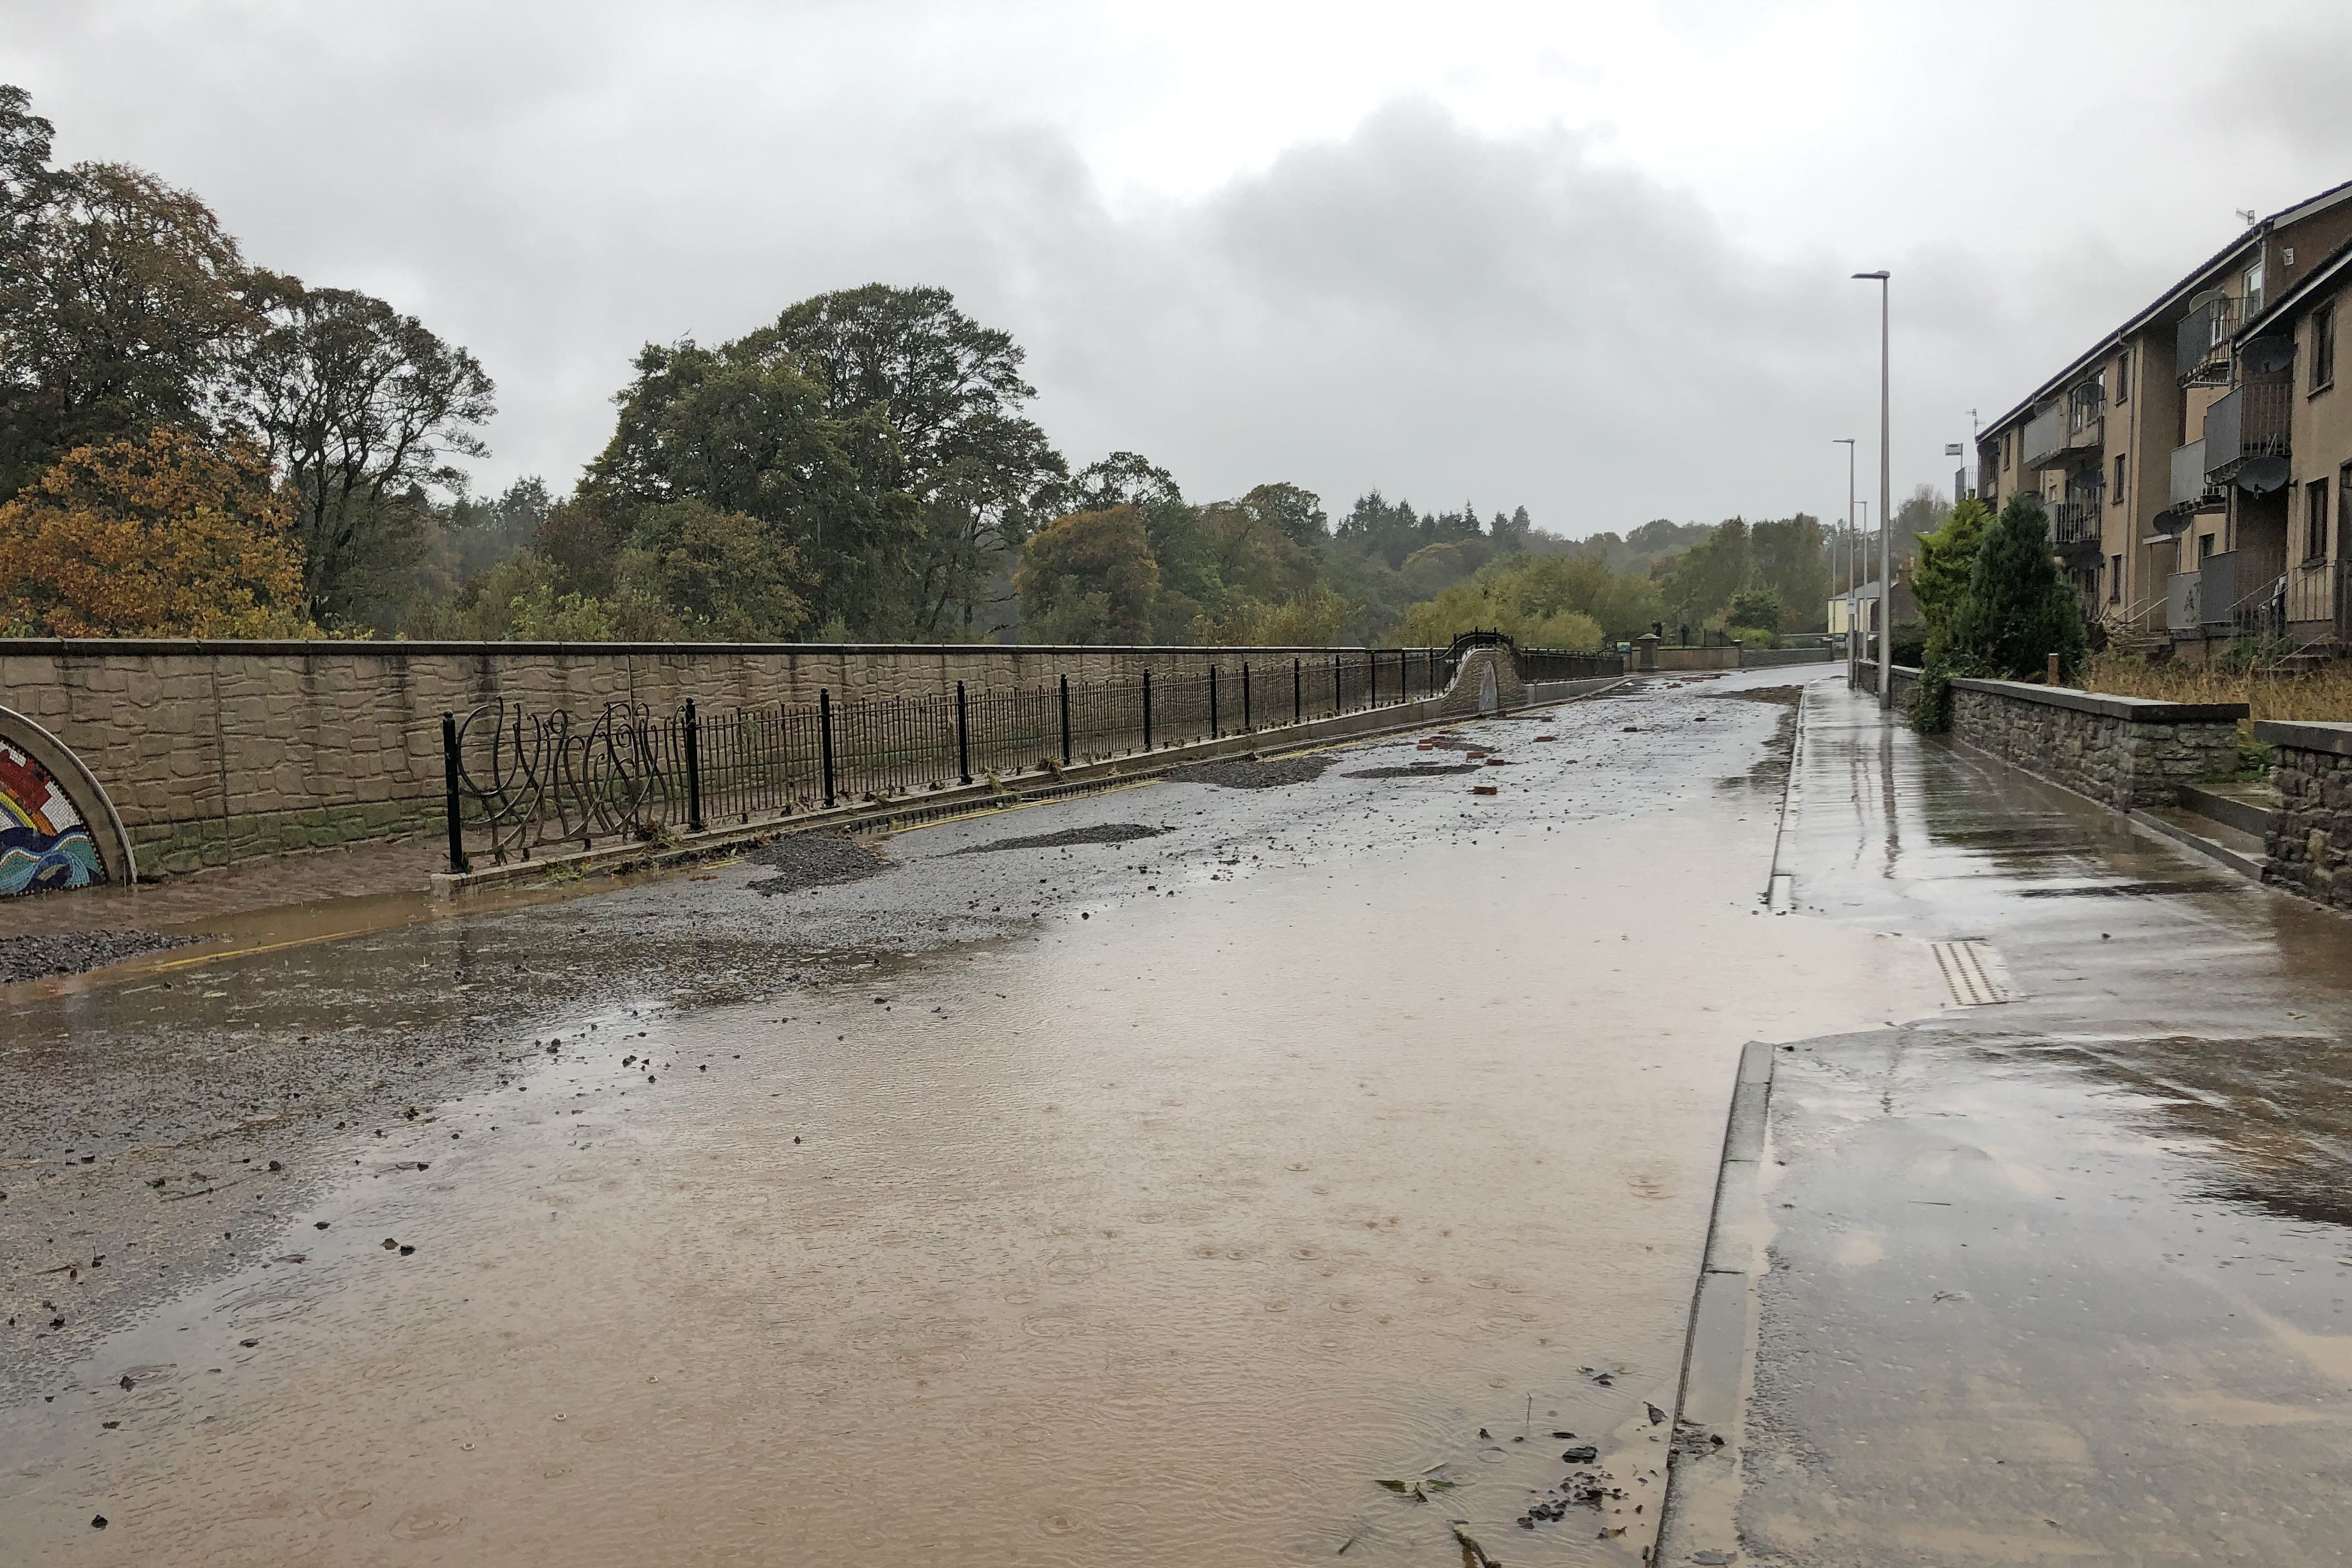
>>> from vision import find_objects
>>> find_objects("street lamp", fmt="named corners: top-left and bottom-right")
top-left (1834, 437), bottom-right (1856, 680)
top-left (1853, 270), bottom-right (1892, 710)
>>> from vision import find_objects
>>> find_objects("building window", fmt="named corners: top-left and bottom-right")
top-left (2309, 477), bottom-right (2332, 561)
top-left (2112, 453), bottom-right (2126, 501)
top-left (2246, 260), bottom-right (2266, 316)
top-left (2003, 432), bottom-right (2011, 470)
top-left (2315, 303), bottom-right (2337, 391)
top-left (2116, 348), bottom-right (2132, 404)
top-left (2109, 554), bottom-right (2122, 601)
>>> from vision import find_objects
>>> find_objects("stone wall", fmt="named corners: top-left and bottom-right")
top-left (2254, 720), bottom-right (2352, 909)
top-left (0, 639), bottom-right (1451, 875)
top-left (1945, 678), bottom-right (2243, 811)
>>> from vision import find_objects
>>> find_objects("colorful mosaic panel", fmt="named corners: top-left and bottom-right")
top-left (2, 740), bottom-right (105, 896)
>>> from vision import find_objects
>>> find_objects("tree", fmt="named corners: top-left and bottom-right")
top-left (0, 143), bottom-right (254, 501)
top-left (583, 338), bottom-right (918, 636)
top-left (1947, 494), bottom-right (2086, 681)
top-left (1911, 495), bottom-right (1990, 651)
top-left (1660, 518), bottom-right (1750, 625)
top-left (613, 499), bottom-right (811, 640)
top-left (0, 426), bottom-right (307, 637)
top-left (1748, 513), bottom-right (1829, 628)
top-left (1726, 587), bottom-right (1786, 634)
top-left (1890, 483), bottom-right (1952, 572)
top-left (232, 276), bottom-right (495, 624)
top-left (1017, 505), bottom-right (1159, 643)
top-left (1240, 481), bottom-right (1327, 546)
top-left (750, 285), bottom-right (1066, 638)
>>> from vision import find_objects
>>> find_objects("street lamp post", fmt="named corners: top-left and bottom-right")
top-left (1835, 437), bottom-right (1856, 682)
top-left (1853, 270), bottom-right (1892, 710)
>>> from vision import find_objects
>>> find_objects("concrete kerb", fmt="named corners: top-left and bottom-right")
top-left (1654, 1038), bottom-right (1777, 1568)
top-left (428, 673), bottom-right (1630, 897)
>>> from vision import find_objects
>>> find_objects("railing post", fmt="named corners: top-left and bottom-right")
top-left (1209, 665), bottom-right (1219, 740)
top-left (1332, 654), bottom-right (1340, 716)
top-left (440, 711), bottom-right (468, 875)
top-left (1059, 673), bottom-right (1072, 765)
top-left (683, 698), bottom-right (704, 832)
top-left (1142, 668), bottom-right (1153, 751)
top-left (1370, 649), bottom-right (1379, 708)
top-left (1241, 663), bottom-right (1252, 732)
top-left (956, 680), bottom-right (971, 785)
top-left (819, 687), bottom-right (836, 808)
top-left (1293, 658), bottom-right (1301, 724)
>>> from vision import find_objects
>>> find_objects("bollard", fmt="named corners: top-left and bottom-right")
top-left (1241, 663), bottom-right (1252, 732)
top-left (2046, 652), bottom-right (2061, 687)
top-left (956, 680), bottom-right (972, 785)
top-left (440, 711), bottom-right (468, 875)
top-left (684, 698), bottom-right (704, 831)
top-left (819, 688), bottom-right (836, 807)
top-left (1209, 665), bottom-right (1219, 740)
top-left (1059, 673), bottom-right (1072, 765)
top-left (1142, 668), bottom-right (1153, 752)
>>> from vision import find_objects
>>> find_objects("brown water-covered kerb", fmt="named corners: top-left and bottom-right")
top-left (0, 639), bottom-right (1448, 877)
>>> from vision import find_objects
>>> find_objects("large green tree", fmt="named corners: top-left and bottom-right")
top-left (581, 338), bottom-right (916, 636)
top-left (1910, 495), bottom-right (1989, 652)
top-left (749, 285), bottom-right (1065, 639)
top-left (1017, 505), bottom-right (1160, 643)
top-left (0, 94), bottom-right (254, 500)
top-left (232, 275), bottom-right (495, 624)
top-left (1947, 494), bottom-right (2087, 681)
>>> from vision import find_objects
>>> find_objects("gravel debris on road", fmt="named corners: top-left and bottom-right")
top-left (746, 831), bottom-right (888, 897)
top-left (950, 822), bottom-right (1170, 855)
top-left (1167, 755), bottom-right (1334, 790)
top-left (2, 930), bottom-right (198, 985)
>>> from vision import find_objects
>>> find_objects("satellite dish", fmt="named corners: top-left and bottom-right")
top-left (2236, 455), bottom-right (2292, 494)
top-left (2242, 336), bottom-right (2296, 375)
top-left (2147, 509), bottom-right (2190, 538)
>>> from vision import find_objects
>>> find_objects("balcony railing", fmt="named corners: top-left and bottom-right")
top-left (2203, 375), bottom-right (2292, 476)
top-left (2199, 545), bottom-right (2289, 636)
top-left (2053, 488), bottom-right (2104, 554)
top-left (2287, 559), bottom-right (2339, 627)
top-left (2176, 295), bottom-right (2238, 384)
top-left (2168, 439), bottom-right (2224, 511)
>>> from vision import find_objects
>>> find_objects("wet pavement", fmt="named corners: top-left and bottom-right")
top-left (1680, 680), bottom-right (2352, 1566)
top-left (0, 669), bottom-right (1949, 1566)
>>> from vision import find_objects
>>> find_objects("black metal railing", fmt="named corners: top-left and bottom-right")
top-left (440, 648), bottom-right (1497, 869)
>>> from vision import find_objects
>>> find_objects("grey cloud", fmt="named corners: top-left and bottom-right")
top-left (2, 4), bottom-right (2146, 531)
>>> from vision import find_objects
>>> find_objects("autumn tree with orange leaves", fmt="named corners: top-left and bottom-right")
top-left (0, 427), bottom-right (310, 637)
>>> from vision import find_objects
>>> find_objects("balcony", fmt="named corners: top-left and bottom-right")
top-left (2202, 374), bottom-right (2292, 478)
top-left (2020, 404), bottom-right (2066, 470)
top-left (2176, 295), bottom-right (2238, 385)
top-left (2196, 545), bottom-right (2290, 635)
top-left (2053, 485), bottom-right (2105, 559)
top-left (2169, 439), bottom-right (2225, 512)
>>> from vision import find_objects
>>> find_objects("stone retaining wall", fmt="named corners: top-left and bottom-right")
top-left (0, 639), bottom-right (1450, 875)
top-left (2253, 720), bottom-right (2352, 909)
top-left (1945, 678), bottom-right (2242, 811)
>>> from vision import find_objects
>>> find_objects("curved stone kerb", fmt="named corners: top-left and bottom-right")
top-left (1, 704), bottom-right (138, 890)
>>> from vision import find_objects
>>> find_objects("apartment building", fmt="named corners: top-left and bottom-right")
top-left (1974, 180), bottom-right (2352, 659)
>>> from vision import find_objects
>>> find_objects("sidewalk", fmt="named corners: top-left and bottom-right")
top-left (1663, 678), bottom-right (2352, 1566)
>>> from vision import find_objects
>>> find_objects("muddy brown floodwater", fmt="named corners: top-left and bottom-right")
top-left (0, 673), bottom-right (1944, 1565)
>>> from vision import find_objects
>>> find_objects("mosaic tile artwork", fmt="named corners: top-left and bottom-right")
top-left (2, 740), bottom-right (105, 895)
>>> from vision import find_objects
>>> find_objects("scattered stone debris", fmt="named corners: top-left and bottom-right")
top-left (1343, 763), bottom-right (1482, 779)
top-left (950, 823), bottom-right (1168, 855)
top-left (746, 831), bottom-right (887, 897)
top-left (1, 930), bottom-right (199, 985)
top-left (1169, 755), bottom-right (1334, 790)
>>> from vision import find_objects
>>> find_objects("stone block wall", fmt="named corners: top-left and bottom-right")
top-left (2255, 720), bottom-right (2352, 909)
top-left (0, 639), bottom-right (1449, 876)
top-left (1945, 678), bottom-right (2243, 811)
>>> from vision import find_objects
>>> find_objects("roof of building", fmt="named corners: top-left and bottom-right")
top-left (1978, 176), bottom-right (2352, 443)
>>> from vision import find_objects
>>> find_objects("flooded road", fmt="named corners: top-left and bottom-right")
top-left (2, 672), bottom-right (1945, 1566)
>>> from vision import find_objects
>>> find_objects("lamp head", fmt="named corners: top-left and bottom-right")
top-left (1852, 270), bottom-right (1889, 281)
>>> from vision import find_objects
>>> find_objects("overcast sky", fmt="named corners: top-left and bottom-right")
top-left (8, 0), bottom-right (2352, 537)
